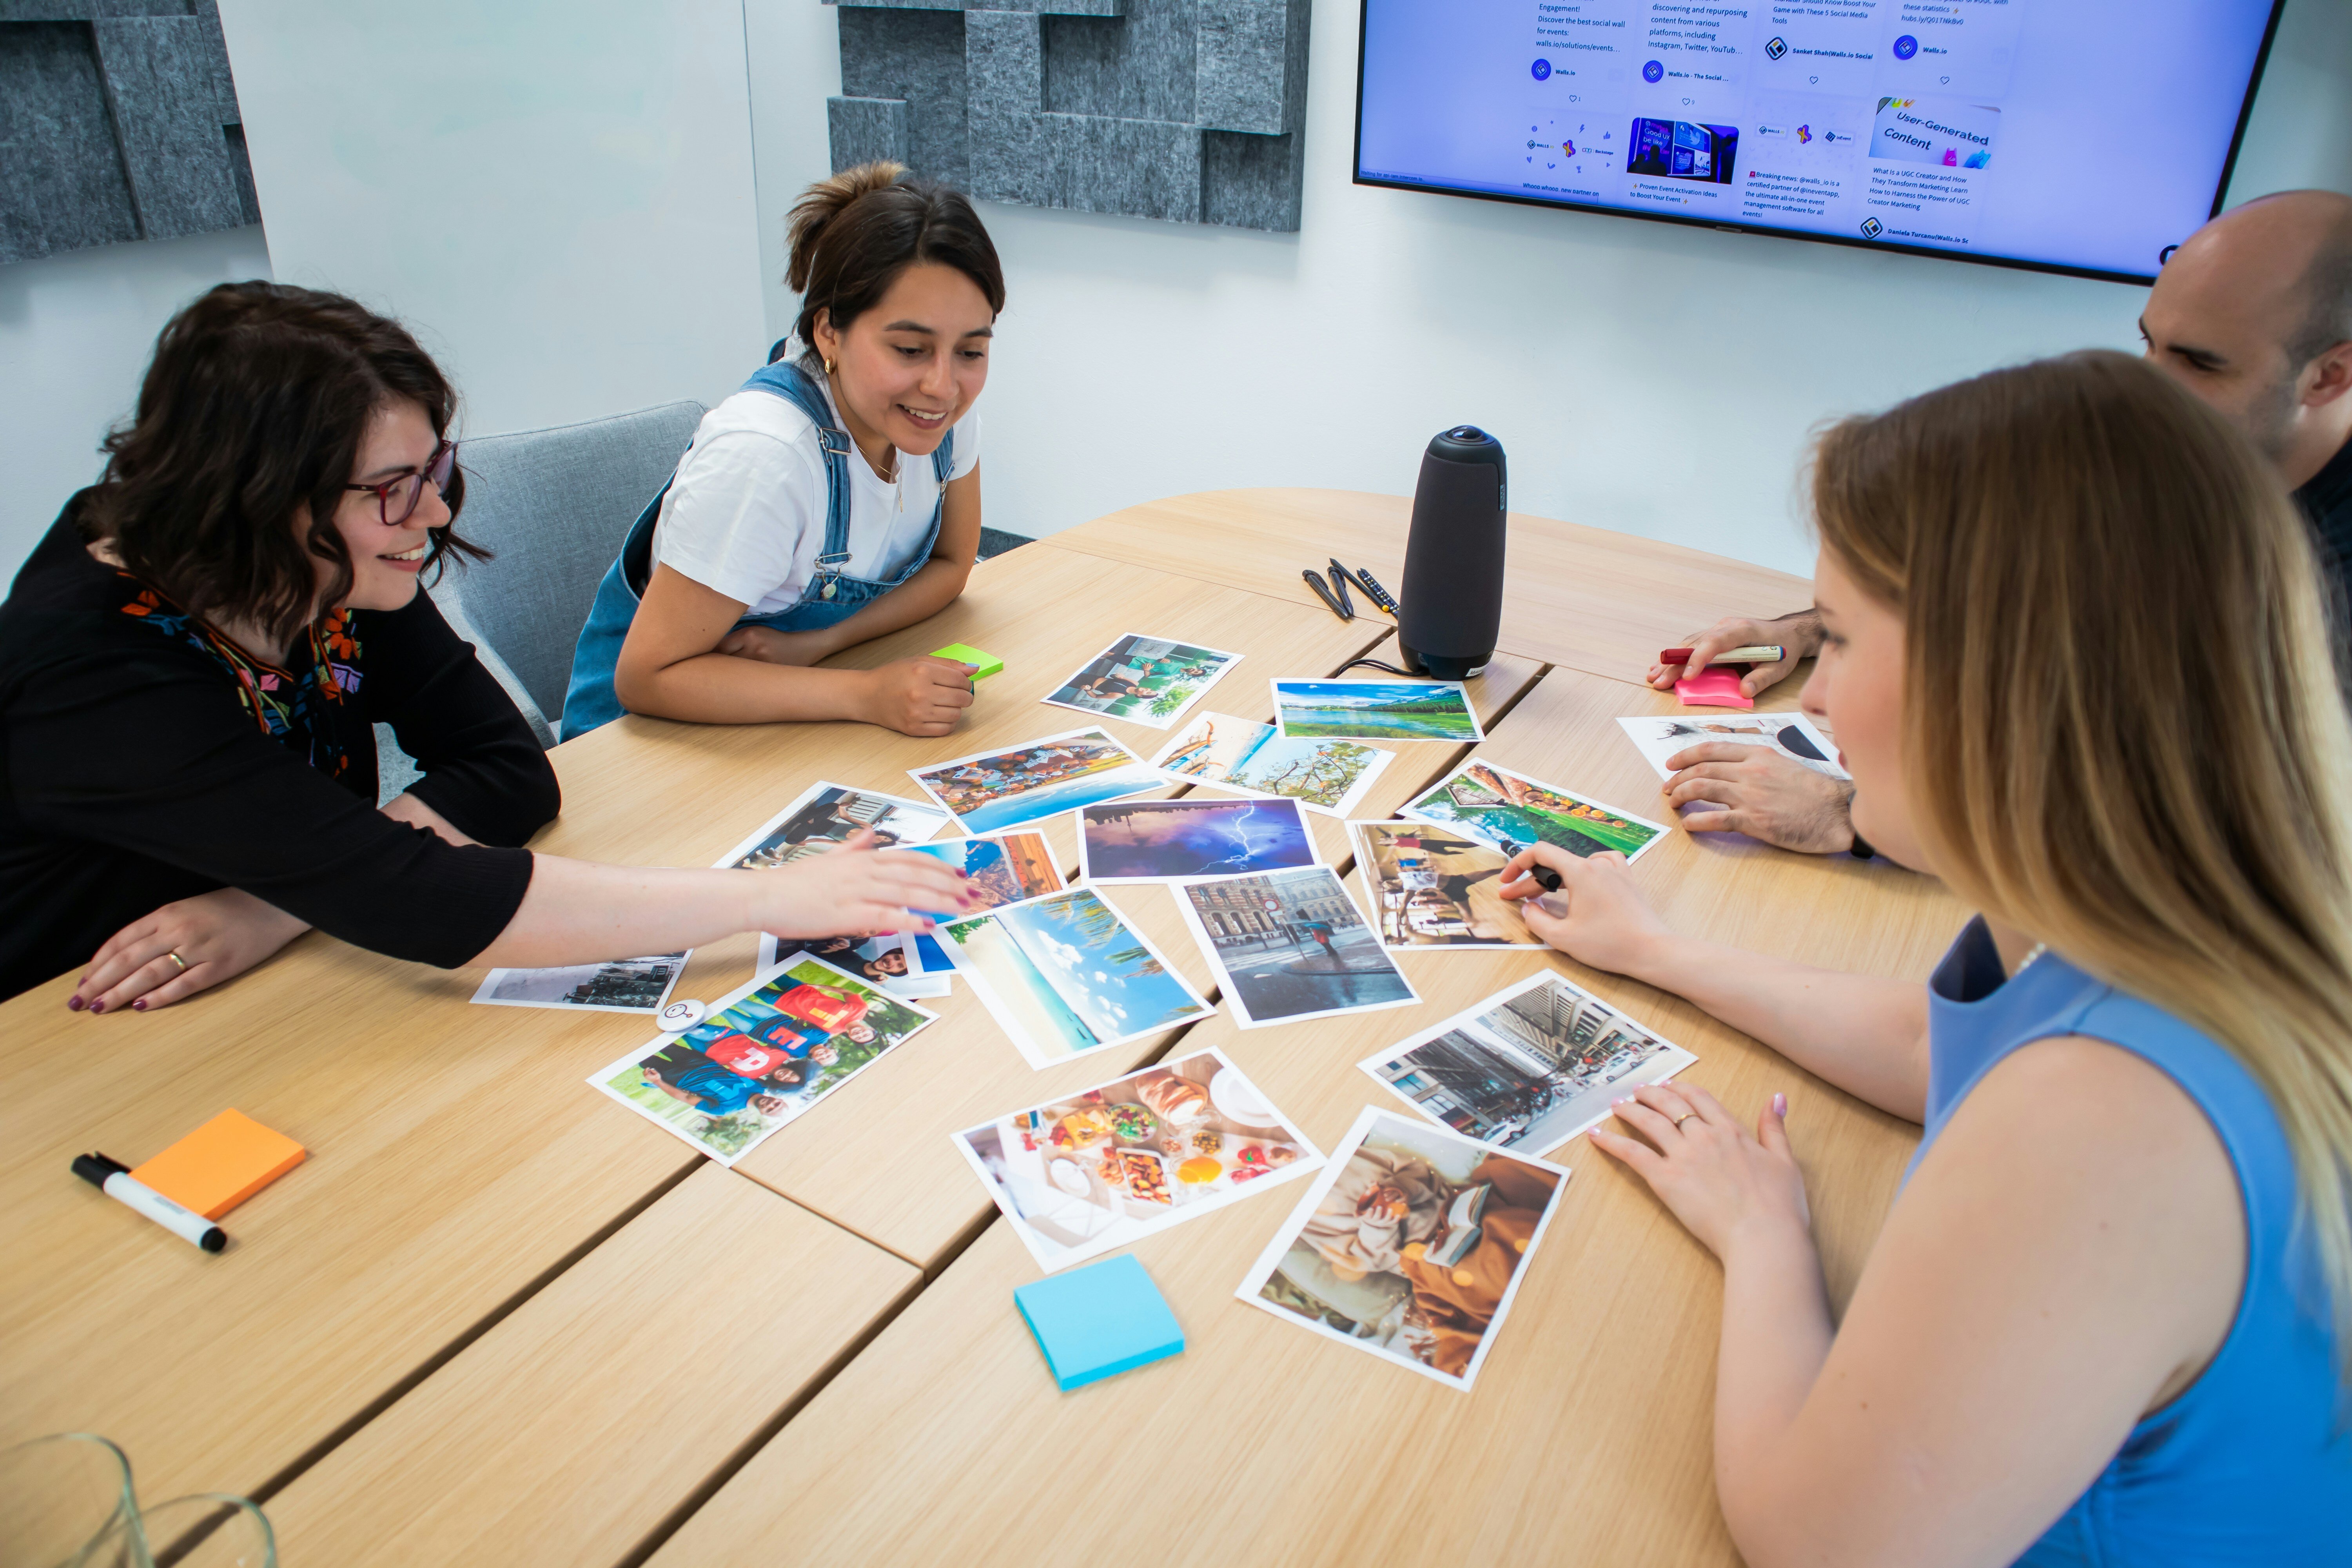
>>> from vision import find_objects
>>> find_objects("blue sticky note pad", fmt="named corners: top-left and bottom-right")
top-left (1014, 1254), bottom-right (1185, 1391)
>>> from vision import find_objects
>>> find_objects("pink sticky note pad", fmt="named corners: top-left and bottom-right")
top-left (1674, 668), bottom-right (1754, 710)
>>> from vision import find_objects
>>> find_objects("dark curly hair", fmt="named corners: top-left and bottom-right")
top-left (82, 281), bottom-right (483, 649)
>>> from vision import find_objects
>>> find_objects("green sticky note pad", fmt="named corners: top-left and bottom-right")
top-left (932, 642), bottom-right (1003, 681)
top-left (1014, 1254), bottom-right (1185, 1391)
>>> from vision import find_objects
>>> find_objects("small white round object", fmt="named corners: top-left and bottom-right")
top-left (657, 999), bottom-right (707, 1032)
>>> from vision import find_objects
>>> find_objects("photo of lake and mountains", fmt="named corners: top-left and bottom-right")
top-left (1269, 680), bottom-right (1484, 742)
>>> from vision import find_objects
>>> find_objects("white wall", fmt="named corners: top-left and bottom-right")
top-left (0, 225), bottom-right (274, 579)
top-left (745, 0), bottom-right (2352, 577)
top-left (6, 0), bottom-right (2342, 587)
top-left (214, 0), bottom-right (770, 444)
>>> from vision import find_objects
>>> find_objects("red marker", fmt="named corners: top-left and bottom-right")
top-left (1659, 644), bottom-right (1784, 665)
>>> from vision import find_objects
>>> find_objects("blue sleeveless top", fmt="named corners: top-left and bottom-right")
top-left (1921, 918), bottom-right (2352, 1565)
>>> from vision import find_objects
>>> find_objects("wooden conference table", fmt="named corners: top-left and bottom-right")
top-left (0, 490), bottom-right (1963, 1566)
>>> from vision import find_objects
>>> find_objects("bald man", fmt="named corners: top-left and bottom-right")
top-left (1645, 189), bottom-right (2352, 857)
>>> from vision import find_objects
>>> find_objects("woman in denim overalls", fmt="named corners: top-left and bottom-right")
top-left (563, 163), bottom-right (1004, 740)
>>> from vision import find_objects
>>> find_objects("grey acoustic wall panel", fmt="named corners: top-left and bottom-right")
top-left (0, 0), bottom-right (257, 265)
top-left (823, 0), bottom-right (1307, 232)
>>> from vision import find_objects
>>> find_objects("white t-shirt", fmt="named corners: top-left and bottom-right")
top-left (651, 363), bottom-right (981, 617)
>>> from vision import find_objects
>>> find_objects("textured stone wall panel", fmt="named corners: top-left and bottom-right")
top-left (2, 1), bottom-right (254, 263)
top-left (93, 15), bottom-right (244, 240)
top-left (825, 0), bottom-right (1305, 230)
top-left (828, 94), bottom-right (911, 170)
top-left (837, 4), bottom-right (970, 184)
top-left (0, 20), bottom-right (137, 263)
top-left (1039, 0), bottom-right (1193, 123)
top-left (1194, 0), bottom-right (1287, 134)
top-left (1033, 111), bottom-right (1199, 222)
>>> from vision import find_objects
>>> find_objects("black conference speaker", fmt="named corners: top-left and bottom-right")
top-left (1398, 424), bottom-right (1507, 680)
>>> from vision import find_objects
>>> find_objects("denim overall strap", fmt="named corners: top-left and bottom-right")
top-left (737, 360), bottom-right (858, 602)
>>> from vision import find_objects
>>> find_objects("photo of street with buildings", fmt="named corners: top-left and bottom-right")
top-left (1361, 973), bottom-right (1696, 1154)
top-left (1180, 866), bottom-right (1418, 1027)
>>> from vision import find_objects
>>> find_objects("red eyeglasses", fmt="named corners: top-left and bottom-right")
top-left (345, 439), bottom-right (457, 526)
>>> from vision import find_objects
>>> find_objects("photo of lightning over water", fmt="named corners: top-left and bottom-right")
top-left (1077, 797), bottom-right (1319, 883)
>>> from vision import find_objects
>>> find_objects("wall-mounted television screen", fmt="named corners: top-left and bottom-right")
top-left (1354, 0), bottom-right (2285, 284)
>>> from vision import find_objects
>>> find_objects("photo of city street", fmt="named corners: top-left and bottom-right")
top-left (1179, 866), bottom-right (1419, 1027)
top-left (472, 953), bottom-right (687, 1014)
top-left (1361, 973), bottom-right (1696, 1154)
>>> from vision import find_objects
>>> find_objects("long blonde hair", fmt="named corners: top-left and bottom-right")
top-left (1814, 349), bottom-right (2352, 1375)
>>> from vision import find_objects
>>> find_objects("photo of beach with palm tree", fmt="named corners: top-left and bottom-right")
top-left (938, 888), bottom-right (1212, 1066)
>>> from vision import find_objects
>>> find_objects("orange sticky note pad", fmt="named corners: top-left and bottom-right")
top-left (130, 1110), bottom-right (306, 1220)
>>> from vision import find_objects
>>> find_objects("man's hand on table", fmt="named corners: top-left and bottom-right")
top-left (1663, 743), bottom-right (1857, 855)
top-left (1648, 609), bottom-right (1824, 699)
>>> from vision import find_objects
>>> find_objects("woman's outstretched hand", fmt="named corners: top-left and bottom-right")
top-left (1498, 842), bottom-right (1673, 979)
top-left (71, 887), bottom-right (310, 1014)
top-left (1588, 1082), bottom-right (1810, 1259)
top-left (752, 828), bottom-right (980, 939)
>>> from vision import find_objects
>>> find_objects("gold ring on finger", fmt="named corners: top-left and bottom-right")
top-left (164, 950), bottom-right (189, 973)
top-left (1671, 1111), bottom-right (1697, 1129)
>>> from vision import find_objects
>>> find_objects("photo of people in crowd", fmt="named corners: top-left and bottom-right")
top-left (588, 956), bottom-right (937, 1163)
top-left (1043, 633), bottom-right (1241, 729)
top-left (718, 781), bottom-right (952, 871)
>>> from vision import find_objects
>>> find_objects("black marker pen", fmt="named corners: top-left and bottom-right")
top-left (73, 1153), bottom-right (225, 1252)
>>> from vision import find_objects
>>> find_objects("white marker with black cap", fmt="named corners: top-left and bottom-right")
top-left (73, 1152), bottom-right (225, 1252)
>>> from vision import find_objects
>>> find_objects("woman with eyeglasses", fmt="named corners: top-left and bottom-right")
top-left (0, 283), bottom-right (975, 1009)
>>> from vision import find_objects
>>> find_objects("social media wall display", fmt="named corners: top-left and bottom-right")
top-left (1357, 0), bottom-right (2278, 280)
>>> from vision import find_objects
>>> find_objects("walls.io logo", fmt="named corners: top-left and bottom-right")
top-left (1764, 36), bottom-right (1787, 60)
top-left (1859, 215), bottom-right (1884, 239)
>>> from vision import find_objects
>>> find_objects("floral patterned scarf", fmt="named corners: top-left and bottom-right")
top-left (117, 578), bottom-right (363, 782)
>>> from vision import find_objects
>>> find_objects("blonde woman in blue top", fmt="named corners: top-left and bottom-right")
top-left (564, 163), bottom-right (999, 739)
top-left (1501, 352), bottom-right (2350, 1564)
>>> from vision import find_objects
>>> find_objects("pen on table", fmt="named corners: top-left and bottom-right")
top-left (1659, 644), bottom-right (1785, 665)
top-left (73, 1152), bottom-right (225, 1252)
top-left (1339, 562), bottom-right (1400, 616)
top-left (1325, 565), bottom-right (1355, 617)
top-left (1302, 569), bottom-right (1352, 621)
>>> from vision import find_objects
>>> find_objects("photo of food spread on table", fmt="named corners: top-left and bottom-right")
top-left (953, 1049), bottom-right (1324, 1272)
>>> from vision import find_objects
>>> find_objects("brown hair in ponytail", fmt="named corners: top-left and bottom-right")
top-left (786, 162), bottom-right (1005, 349)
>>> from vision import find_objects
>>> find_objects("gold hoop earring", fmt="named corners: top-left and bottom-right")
top-left (823, 356), bottom-right (837, 376)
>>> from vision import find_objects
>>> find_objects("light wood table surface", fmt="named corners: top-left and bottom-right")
top-left (0, 545), bottom-right (1385, 1503)
top-left (646, 666), bottom-right (1966, 1568)
top-left (1046, 488), bottom-right (1814, 682)
top-left (258, 1165), bottom-right (918, 1568)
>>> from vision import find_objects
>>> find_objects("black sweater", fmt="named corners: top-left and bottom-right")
top-left (0, 497), bottom-right (560, 1000)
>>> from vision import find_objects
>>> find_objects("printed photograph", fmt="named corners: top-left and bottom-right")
top-left (936, 887), bottom-right (1214, 1068)
top-left (907, 728), bottom-right (1162, 836)
top-left (1042, 633), bottom-right (1242, 730)
top-left (1151, 713), bottom-right (1394, 817)
top-left (897, 830), bottom-right (1065, 979)
top-left (1360, 972), bottom-right (1697, 1154)
top-left (1616, 712), bottom-right (1847, 782)
top-left (1350, 823), bottom-right (1541, 949)
top-left (1176, 866), bottom-right (1419, 1029)
top-left (755, 931), bottom-right (945, 1001)
top-left (1404, 760), bottom-right (1668, 863)
top-left (716, 780), bottom-right (953, 871)
top-left (1270, 679), bottom-right (1484, 743)
top-left (1078, 796), bottom-right (1317, 883)
top-left (587, 956), bottom-right (938, 1165)
top-left (952, 1049), bottom-right (1324, 1272)
top-left (471, 953), bottom-right (687, 1014)
top-left (1237, 1106), bottom-right (1568, 1391)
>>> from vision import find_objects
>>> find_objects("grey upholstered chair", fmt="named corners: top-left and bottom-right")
top-left (374, 399), bottom-right (705, 800)
top-left (432, 399), bottom-right (707, 728)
